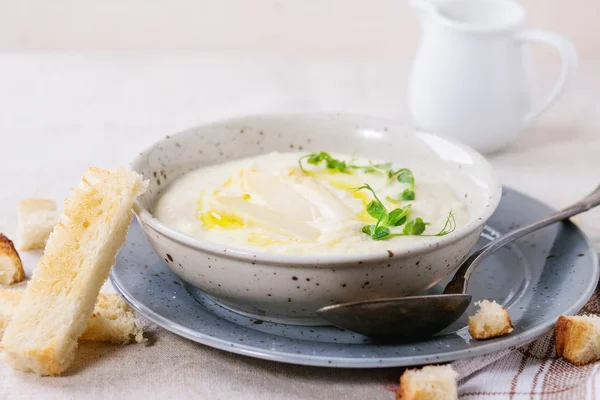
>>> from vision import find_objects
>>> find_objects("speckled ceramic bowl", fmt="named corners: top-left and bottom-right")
top-left (131, 113), bottom-right (501, 325)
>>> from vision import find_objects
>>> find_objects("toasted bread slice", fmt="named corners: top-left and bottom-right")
top-left (468, 300), bottom-right (514, 339)
top-left (555, 315), bottom-right (600, 366)
top-left (0, 290), bottom-right (21, 336)
top-left (0, 167), bottom-right (146, 375)
top-left (17, 199), bottom-right (59, 250)
top-left (0, 234), bottom-right (25, 285)
top-left (397, 365), bottom-right (458, 400)
top-left (0, 290), bottom-right (143, 344)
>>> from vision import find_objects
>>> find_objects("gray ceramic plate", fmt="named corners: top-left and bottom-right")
top-left (111, 187), bottom-right (599, 368)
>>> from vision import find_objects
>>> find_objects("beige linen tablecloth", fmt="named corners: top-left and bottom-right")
top-left (1, 54), bottom-right (600, 399)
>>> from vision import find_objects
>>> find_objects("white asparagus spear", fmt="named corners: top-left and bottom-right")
top-left (211, 196), bottom-right (320, 241)
top-left (288, 177), bottom-right (355, 220)
top-left (242, 171), bottom-right (318, 221)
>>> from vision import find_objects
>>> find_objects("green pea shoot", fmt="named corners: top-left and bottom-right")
top-left (355, 184), bottom-right (455, 241)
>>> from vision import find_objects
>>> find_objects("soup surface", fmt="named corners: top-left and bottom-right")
top-left (153, 152), bottom-right (470, 255)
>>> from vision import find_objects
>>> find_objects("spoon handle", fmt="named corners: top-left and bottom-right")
top-left (444, 184), bottom-right (600, 295)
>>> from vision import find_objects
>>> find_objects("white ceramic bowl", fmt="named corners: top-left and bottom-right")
top-left (132, 114), bottom-right (501, 325)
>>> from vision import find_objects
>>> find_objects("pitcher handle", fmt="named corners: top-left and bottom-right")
top-left (516, 30), bottom-right (578, 128)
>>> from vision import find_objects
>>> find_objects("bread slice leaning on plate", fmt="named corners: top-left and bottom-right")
top-left (0, 167), bottom-right (146, 376)
top-left (0, 290), bottom-right (143, 344)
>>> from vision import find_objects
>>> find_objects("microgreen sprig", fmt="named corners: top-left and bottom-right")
top-left (298, 152), bottom-right (416, 200)
top-left (355, 184), bottom-right (456, 241)
top-left (356, 184), bottom-right (412, 227)
top-left (352, 162), bottom-right (416, 200)
top-left (394, 168), bottom-right (416, 201)
top-left (299, 152), bottom-right (348, 173)
top-left (361, 162), bottom-right (393, 175)
top-left (432, 211), bottom-right (457, 237)
top-left (355, 184), bottom-right (412, 240)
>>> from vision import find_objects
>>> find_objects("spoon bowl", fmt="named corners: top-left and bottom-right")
top-left (317, 294), bottom-right (472, 338)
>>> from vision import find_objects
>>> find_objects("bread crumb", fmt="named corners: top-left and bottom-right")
top-left (0, 234), bottom-right (25, 285)
top-left (468, 300), bottom-right (514, 339)
top-left (397, 364), bottom-right (458, 400)
top-left (555, 315), bottom-right (600, 366)
top-left (17, 199), bottom-right (58, 251)
top-left (0, 291), bottom-right (143, 344)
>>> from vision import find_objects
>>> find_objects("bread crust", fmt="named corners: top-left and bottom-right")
top-left (0, 167), bottom-right (146, 375)
top-left (555, 315), bottom-right (599, 366)
top-left (0, 234), bottom-right (25, 285)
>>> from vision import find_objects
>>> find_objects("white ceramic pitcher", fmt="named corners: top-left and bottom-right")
top-left (408, 0), bottom-right (578, 154)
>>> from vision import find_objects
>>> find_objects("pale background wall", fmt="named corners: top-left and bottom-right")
top-left (0, 0), bottom-right (598, 58)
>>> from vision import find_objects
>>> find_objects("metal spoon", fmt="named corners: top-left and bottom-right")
top-left (317, 185), bottom-right (600, 338)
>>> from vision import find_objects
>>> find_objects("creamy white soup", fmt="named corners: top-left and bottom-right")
top-left (153, 152), bottom-right (470, 255)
